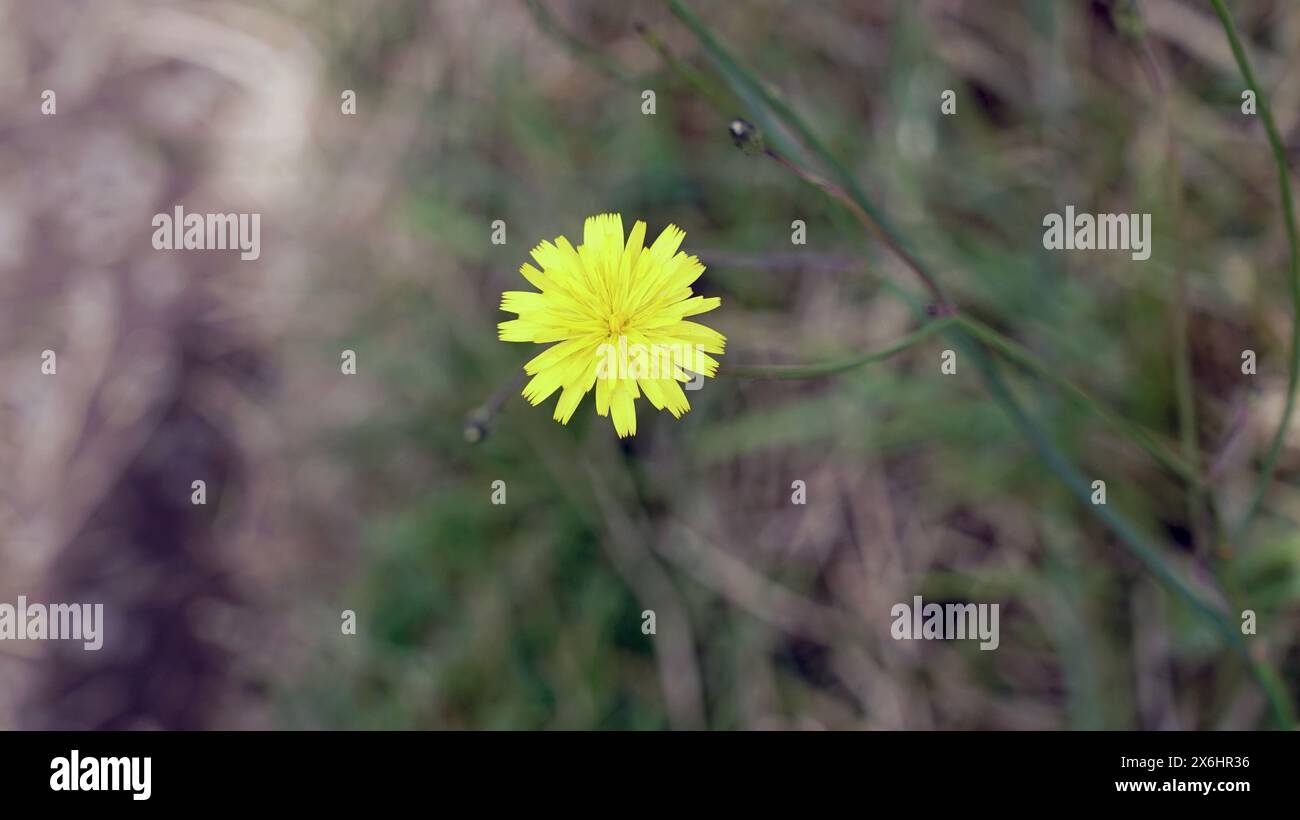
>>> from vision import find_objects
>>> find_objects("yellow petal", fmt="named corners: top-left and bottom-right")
top-left (610, 383), bottom-right (637, 438)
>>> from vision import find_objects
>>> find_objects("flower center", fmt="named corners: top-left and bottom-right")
top-left (607, 315), bottom-right (626, 335)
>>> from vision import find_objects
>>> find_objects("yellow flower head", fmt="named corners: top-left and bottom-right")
top-left (499, 214), bottom-right (725, 437)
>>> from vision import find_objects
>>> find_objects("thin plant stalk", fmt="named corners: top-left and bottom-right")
top-left (720, 318), bottom-right (952, 379)
top-left (1208, 0), bottom-right (1300, 543)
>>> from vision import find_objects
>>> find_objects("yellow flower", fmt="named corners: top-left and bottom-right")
top-left (499, 214), bottom-right (725, 437)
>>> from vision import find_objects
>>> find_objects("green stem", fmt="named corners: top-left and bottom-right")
top-left (1208, 0), bottom-right (1300, 543)
top-left (720, 318), bottom-right (952, 379)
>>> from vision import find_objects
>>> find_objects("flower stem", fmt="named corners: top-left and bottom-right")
top-left (464, 370), bottom-right (526, 444)
top-left (721, 318), bottom-right (952, 379)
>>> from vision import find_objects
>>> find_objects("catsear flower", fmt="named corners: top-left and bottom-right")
top-left (499, 214), bottom-right (725, 437)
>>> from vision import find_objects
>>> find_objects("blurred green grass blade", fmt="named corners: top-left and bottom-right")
top-left (635, 22), bottom-right (737, 118)
top-left (521, 0), bottom-right (636, 85)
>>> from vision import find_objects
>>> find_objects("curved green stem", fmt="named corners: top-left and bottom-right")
top-left (720, 318), bottom-right (952, 379)
top-left (1208, 0), bottom-right (1300, 543)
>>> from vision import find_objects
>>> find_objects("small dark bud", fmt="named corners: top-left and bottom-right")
top-left (729, 118), bottom-right (764, 155)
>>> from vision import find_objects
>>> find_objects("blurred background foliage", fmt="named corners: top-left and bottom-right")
top-left (281, 0), bottom-right (1300, 729)
top-left (4, 0), bottom-right (1299, 730)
